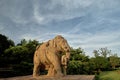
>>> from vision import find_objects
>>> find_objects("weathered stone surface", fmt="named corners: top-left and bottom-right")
top-left (33, 35), bottom-right (71, 77)
top-left (0, 75), bottom-right (95, 80)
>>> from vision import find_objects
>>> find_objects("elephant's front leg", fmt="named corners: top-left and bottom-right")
top-left (47, 64), bottom-right (55, 76)
top-left (54, 63), bottom-right (63, 77)
top-left (51, 56), bottom-right (63, 77)
top-left (33, 63), bottom-right (40, 77)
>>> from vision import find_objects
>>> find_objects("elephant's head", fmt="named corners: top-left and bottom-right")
top-left (54, 35), bottom-right (70, 60)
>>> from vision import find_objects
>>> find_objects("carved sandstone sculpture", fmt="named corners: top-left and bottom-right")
top-left (61, 55), bottom-right (68, 76)
top-left (33, 35), bottom-right (70, 77)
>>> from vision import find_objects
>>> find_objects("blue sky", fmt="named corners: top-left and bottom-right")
top-left (0, 0), bottom-right (120, 57)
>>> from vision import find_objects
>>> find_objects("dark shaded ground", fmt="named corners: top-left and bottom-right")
top-left (0, 75), bottom-right (95, 80)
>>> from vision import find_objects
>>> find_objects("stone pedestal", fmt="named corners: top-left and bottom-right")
top-left (0, 75), bottom-right (95, 80)
top-left (36, 75), bottom-right (95, 80)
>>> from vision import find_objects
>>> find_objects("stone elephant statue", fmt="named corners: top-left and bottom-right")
top-left (33, 35), bottom-right (70, 77)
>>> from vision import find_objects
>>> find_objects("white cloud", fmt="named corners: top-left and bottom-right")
top-left (33, 0), bottom-right (120, 26)
top-left (49, 30), bottom-right (120, 56)
top-left (32, 0), bottom-right (94, 25)
top-left (33, 4), bottom-right (45, 24)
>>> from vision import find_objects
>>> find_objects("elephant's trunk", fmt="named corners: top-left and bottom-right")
top-left (66, 52), bottom-right (70, 61)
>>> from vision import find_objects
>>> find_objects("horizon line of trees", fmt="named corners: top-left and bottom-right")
top-left (0, 34), bottom-right (120, 77)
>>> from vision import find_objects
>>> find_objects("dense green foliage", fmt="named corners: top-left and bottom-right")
top-left (67, 48), bottom-right (93, 75)
top-left (0, 34), bottom-right (120, 77)
top-left (0, 35), bottom-right (40, 77)
top-left (67, 47), bottom-right (120, 75)
top-left (0, 34), bottom-right (14, 56)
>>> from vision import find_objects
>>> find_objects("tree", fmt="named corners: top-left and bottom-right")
top-left (0, 34), bottom-right (15, 68)
top-left (4, 46), bottom-right (29, 64)
top-left (90, 57), bottom-right (110, 74)
top-left (67, 47), bottom-right (90, 75)
top-left (93, 47), bottom-right (111, 58)
top-left (109, 54), bottom-right (119, 69)
top-left (3, 39), bottom-right (40, 75)
top-left (70, 47), bottom-right (89, 62)
top-left (92, 48), bottom-right (111, 72)
top-left (0, 34), bottom-right (14, 56)
top-left (16, 39), bottom-right (40, 63)
top-left (2, 39), bottom-right (40, 76)
top-left (99, 47), bottom-right (111, 58)
top-left (25, 40), bottom-right (39, 62)
top-left (17, 39), bottom-right (27, 46)
top-left (93, 50), bottom-right (100, 57)
top-left (67, 61), bottom-right (83, 74)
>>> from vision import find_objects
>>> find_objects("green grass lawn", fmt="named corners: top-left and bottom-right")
top-left (96, 70), bottom-right (120, 80)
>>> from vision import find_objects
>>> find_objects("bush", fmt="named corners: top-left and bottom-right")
top-left (67, 61), bottom-right (94, 75)
top-left (13, 62), bottom-right (33, 75)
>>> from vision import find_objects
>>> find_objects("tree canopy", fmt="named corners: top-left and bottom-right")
top-left (0, 34), bottom-right (14, 56)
